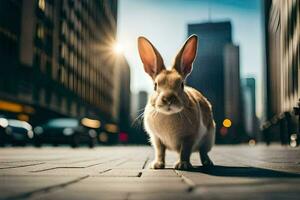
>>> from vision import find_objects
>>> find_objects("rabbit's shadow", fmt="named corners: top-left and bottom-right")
top-left (179, 165), bottom-right (300, 178)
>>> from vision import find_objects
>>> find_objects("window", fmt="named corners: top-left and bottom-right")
top-left (37, 24), bottom-right (45, 39)
top-left (61, 43), bottom-right (68, 59)
top-left (38, 0), bottom-right (46, 11)
top-left (62, 21), bottom-right (68, 35)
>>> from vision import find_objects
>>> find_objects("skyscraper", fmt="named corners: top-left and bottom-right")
top-left (224, 44), bottom-right (244, 142)
top-left (187, 21), bottom-right (243, 143)
top-left (130, 90), bottom-right (149, 144)
top-left (117, 55), bottom-right (131, 133)
top-left (0, 0), bottom-right (128, 128)
top-left (264, 0), bottom-right (299, 119)
top-left (241, 77), bottom-right (259, 140)
top-left (263, 0), bottom-right (299, 144)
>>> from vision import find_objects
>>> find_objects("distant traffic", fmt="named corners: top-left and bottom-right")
top-left (0, 116), bottom-right (127, 148)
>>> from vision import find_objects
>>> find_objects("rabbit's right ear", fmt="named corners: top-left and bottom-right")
top-left (138, 37), bottom-right (165, 79)
top-left (173, 35), bottom-right (198, 79)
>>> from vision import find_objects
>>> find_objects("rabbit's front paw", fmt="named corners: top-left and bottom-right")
top-left (174, 161), bottom-right (192, 170)
top-left (150, 161), bottom-right (165, 169)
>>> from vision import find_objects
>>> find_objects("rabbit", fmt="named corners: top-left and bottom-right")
top-left (137, 34), bottom-right (215, 170)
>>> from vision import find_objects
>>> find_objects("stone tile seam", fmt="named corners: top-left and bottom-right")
top-left (29, 162), bottom-right (105, 172)
top-left (0, 163), bottom-right (45, 170)
top-left (175, 170), bottom-right (196, 192)
top-left (3, 175), bottom-right (90, 200)
top-left (142, 157), bottom-right (150, 169)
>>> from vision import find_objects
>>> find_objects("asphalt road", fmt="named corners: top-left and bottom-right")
top-left (0, 145), bottom-right (300, 200)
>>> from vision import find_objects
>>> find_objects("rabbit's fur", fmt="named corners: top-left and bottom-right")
top-left (138, 35), bottom-right (215, 170)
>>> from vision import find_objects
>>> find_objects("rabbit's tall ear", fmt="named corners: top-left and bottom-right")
top-left (138, 37), bottom-right (165, 79)
top-left (173, 35), bottom-right (198, 79)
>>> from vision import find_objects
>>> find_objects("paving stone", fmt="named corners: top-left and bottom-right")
top-left (193, 181), bottom-right (300, 199)
top-left (0, 145), bottom-right (300, 200)
top-left (32, 190), bottom-right (128, 200)
top-left (64, 176), bottom-right (189, 193)
top-left (139, 176), bottom-right (182, 182)
top-left (129, 192), bottom-right (201, 200)
top-left (99, 169), bottom-right (142, 177)
top-left (0, 175), bottom-right (87, 199)
top-left (141, 169), bottom-right (178, 177)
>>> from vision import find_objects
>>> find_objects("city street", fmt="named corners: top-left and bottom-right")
top-left (0, 145), bottom-right (300, 200)
top-left (0, 0), bottom-right (299, 199)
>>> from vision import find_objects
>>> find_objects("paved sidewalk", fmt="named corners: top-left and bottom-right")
top-left (0, 145), bottom-right (300, 200)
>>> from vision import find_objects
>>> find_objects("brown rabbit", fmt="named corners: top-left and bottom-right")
top-left (137, 35), bottom-right (215, 170)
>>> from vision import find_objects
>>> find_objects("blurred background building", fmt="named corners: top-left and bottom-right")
top-left (187, 21), bottom-right (245, 144)
top-left (0, 0), bottom-right (131, 140)
top-left (242, 77), bottom-right (259, 141)
top-left (116, 55), bottom-right (131, 138)
top-left (130, 90), bottom-right (149, 144)
top-left (263, 0), bottom-right (299, 145)
top-left (223, 44), bottom-right (245, 143)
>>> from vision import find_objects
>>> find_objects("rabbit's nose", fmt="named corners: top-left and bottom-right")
top-left (161, 96), bottom-right (168, 104)
top-left (162, 95), bottom-right (175, 105)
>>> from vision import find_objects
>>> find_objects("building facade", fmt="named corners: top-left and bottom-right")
top-left (264, 0), bottom-right (299, 119)
top-left (187, 21), bottom-right (244, 143)
top-left (263, 0), bottom-right (299, 144)
top-left (241, 77), bottom-right (259, 140)
top-left (130, 90), bottom-right (149, 144)
top-left (224, 44), bottom-right (245, 142)
top-left (0, 0), bottom-right (125, 127)
top-left (117, 55), bottom-right (131, 133)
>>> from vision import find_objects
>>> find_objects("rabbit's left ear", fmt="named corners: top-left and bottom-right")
top-left (173, 35), bottom-right (198, 79)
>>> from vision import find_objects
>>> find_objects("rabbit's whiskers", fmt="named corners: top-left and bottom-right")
top-left (151, 110), bottom-right (159, 119)
top-left (131, 111), bottom-right (145, 128)
top-left (178, 112), bottom-right (184, 121)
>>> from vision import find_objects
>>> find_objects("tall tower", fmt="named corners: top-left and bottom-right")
top-left (187, 21), bottom-right (243, 143)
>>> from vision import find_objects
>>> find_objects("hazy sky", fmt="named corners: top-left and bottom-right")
top-left (117, 0), bottom-right (264, 117)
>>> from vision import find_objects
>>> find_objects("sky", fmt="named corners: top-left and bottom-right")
top-left (117, 0), bottom-right (264, 117)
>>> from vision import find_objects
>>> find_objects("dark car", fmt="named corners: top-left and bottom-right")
top-left (0, 117), bottom-right (34, 146)
top-left (34, 118), bottom-right (98, 148)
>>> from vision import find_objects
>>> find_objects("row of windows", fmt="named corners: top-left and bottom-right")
top-left (58, 0), bottom-right (116, 112)
top-left (282, 0), bottom-right (299, 52)
top-left (282, 0), bottom-right (299, 97)
top-left (38, 0), bottom-right (54, 20)
top-left (35, 21), bottom-right (53, 55)
top-left (35, 0), bottom-right (54, 73)
top-left (62, 0), bottom-right (100, 40)
top-left (59, 41), bottom-right (113, 90)
top-left (30, 61), bottom-right (112, 117)
top-left (35, 87), bottom-right (112, 118)
top-left (59, 66), bottom-right (112, 106)
top-left (32, 0), bottom-right (117, 118)
top-left (267, 0), bottom-right (300, 115)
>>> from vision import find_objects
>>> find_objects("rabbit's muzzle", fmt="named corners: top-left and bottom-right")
top-left (156, 91), bottom-right (183, 115)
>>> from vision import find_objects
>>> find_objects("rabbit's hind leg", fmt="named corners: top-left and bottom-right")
top-left (199, 150), bottom-right (214, 167)
top-left (199, 126), bottom-right (215, 167)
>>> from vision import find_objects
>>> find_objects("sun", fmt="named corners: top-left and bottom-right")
top-left (113, 42), bottom-right (124, 54)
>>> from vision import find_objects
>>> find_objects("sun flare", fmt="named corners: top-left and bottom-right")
top-left (113, 42), bottom-right (124, 54)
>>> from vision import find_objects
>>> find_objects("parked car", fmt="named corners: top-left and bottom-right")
top-left (0, 117), bottom-right (34, 146)
top-left (34, 118), bottom-right (98, 148)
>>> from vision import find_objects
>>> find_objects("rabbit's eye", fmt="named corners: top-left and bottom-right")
top-left (181, 82), bottom-right (184, 89)
top-left (154, 82), bottom-right (157, 91)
